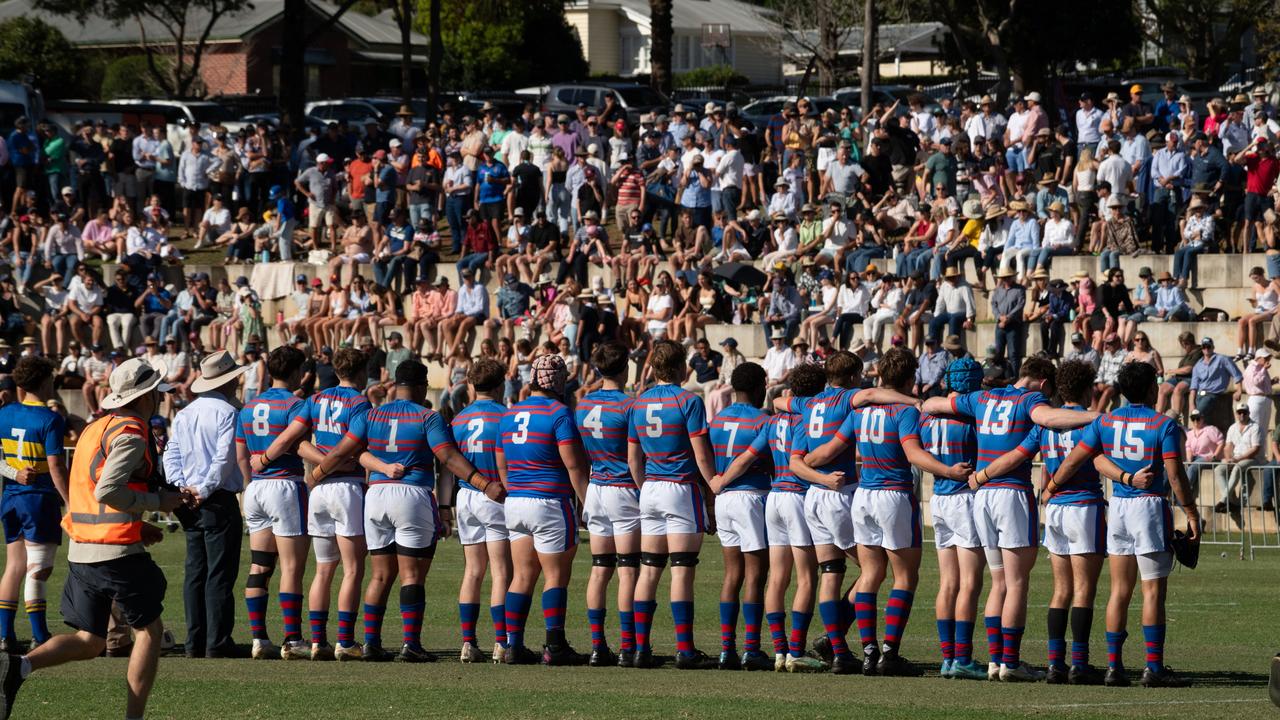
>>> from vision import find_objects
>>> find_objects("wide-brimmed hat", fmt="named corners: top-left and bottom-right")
top-left (1048, 200), bottom-right (1065, 214)
top-left (943, 266), bottom-right (961, 279)
top-left (101, 358), bottom-right (174, 410)
top-left (396, 104), bottom-right (414, 117)
top-left (996, 267), bottom-right (1016, 278)
top-left (985, 205), bottom-right (1007, 220)
top-left (190, 350), bottom-right (250, 394)
top-left (942, 334), bottom-right (964, 351)
top-left (1107, 194), bottom-right (1128, 208)
top-left (1032, 268), bottom-right (1050, 279)
top-left (962, 199), bottom-right (983, 220)
top-left (1008, 200), bottom-right (1029, 212)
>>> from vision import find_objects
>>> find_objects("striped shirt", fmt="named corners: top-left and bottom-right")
top-left (0, 399), bottom-right (64, 496)
top-left (500, 396), bottom-right (579, 499)
top-left (1016, 404), bottom-right (1103, 505)
top-left (293, 385), bottom-right (371, 478)
top-left (921, 414), bottom-right (977, 496)
top-left (710, 403), bottom-right (770, 492)
top-left (346, 399), bottom-right (452, 488)
top-left (836, 402), bottom-right (920, 492)
top-left (451, 399), bottom-right (505, 491)
top-left (787, 386), bottom-right (858, 479)
top-left (949, 387), bottom-right (1048, 490)
top-left (236, 388), bottom-right (305, 480)
top-left (627, 384), bottom-right (708, 484)
top-left (1075, 404), bottom-right (1183, 499)
top-left (576, 389), bottom-right (635, 487)
top-left (749, 410), bottom-right (805, 492)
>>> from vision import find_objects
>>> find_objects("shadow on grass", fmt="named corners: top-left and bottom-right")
top-left (1176, 669), bottom-right (1268, 687)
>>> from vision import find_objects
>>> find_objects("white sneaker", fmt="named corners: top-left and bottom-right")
top-left (281, 639), bottom-right (310, 660)
top-left (333, 643), bottom-right (363, 662)
top-left (988, 661), bottom-right (1000, 680)
top-left (999, 661), bottom-right (1045, 682)
top-left (310, 642), bottom-right (335, 661)
top-left (460, 641), bottom-right (481, 663)
top-left (251, 638), bottom-right (278, 659)
top-left (774, 652), bottom-right (787, 672)
top-left (491, 642), bottom-right (506, 665)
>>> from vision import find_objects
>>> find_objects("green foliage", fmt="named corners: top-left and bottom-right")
top-left (421, 0), bottom-right (587, 88)
top-left (0, 17), bottom-right (82, 98)
top-left (674, 64), bottom-right (750, 89)
top-left (100, 54), bottom-right (168, 99)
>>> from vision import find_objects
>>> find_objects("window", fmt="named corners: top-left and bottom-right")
top-left (556, 88), bottom-right (577, 104)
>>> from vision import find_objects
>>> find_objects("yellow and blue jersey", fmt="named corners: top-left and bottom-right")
top-left (921, 413), bottom-right (977, 496)
top-left (452, 399), bottom-right (505, 492)
top-left (786, 386), bottom-right (858, 477)
top-left (0, 399), bottom-right (65, 496)
top-left (627, 384), bottom-right (708, 484)
top-left (749, 410), bottom-right (806, 492)
top-left (1076, 404), bottom-right (1182, 499)
top-left (346, 399), bottom-right (452, 488)
top-left (236, 388), bottom-right (306, 480)
top-left (499, 396), bottom-right (579, 499)
top-left (835, 402), bottom-right (920, 493)
top-left (1016, 404), bottom-right (1104, 505)
top-left (709, 403), bottom-right (770, 492)
top-left (575, 389), bottom-right (634, 487)
top-left (949, 387), bottom-right (1048, 490)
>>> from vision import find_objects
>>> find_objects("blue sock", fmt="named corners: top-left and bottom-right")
top-left (766, 611), bottom-right (787, 655)
top-left (1143, 624), bottom-right (1166, 673)
top-left (672, 600), bottom-right (695, 654)
top-left (246, 595), bottom-right (269, 641)
top-left (936, 618), bottom-right (956, 661)
top-left (984, 616), bottom-right (1002, 662)
top-left (634, 599), bottom-right (658, 653)
top-left (789, 610), bottom-right (813, 658)
top-left (24, 600), bottom-right (49, 645)
top-left (742, 602), bottom-right (763, 654)
top-left (619, 610), bottom-right (635, 652)
top-left (718, 601), bottom-right (739, 653)
top-left (1001, 626), bottom-right (1024, 667)
top-left (587, 607), bottom-right (606, 650)
top-left (489, 604), bottom-right (506, 647)
top-left (818, 600), bottom-right (851, 658)
top-left (504, 592), bottom-right (533, 650)
top-left (955, 620), bottom-right (975, 665)
top-left (279, 592), bottom-right (302, 641)
top-left (459, 602), bottom-right (480, 645)
top-left (308, 610), bottom-right (328, 645)
top-left (0, 602), bottom-right (15, 643)
top-left (337, 610), bottom-right (356, 647)
top-left (542, 587), bottom-right (567, 631)
top-left (362, 603), bottom-right (385, 646)
top-left (1106, 630), bottom-right (1128, 669)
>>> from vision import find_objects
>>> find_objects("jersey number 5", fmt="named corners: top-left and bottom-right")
top-left (645, 404), bottom-right (662, 438)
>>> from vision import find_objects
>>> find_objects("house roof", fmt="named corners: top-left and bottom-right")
top-left (0, 0), bottom-right (426, 48)
top-left (568, 0), bottom-right (778, 36)
top-left (784, 22), bottom-right (948, 59)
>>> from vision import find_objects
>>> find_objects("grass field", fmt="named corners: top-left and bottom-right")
top-left (5, 532), bottom-right (1276, 720)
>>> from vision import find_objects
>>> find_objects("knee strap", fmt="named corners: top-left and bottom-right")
top-left (670, 552), bottom-right (700, 567)
top-left (246, 572), bottom-right (271, 589)
top-left (250, 550), bottom-right (278, 570)
top-left (640, 552), bottom-right (668, 568)
top-left (591, 553), bottom-right (618, 568)
top-left (616, 552), bottom-right (641, 568)
top-left (818, 558), bottom-right (847, 575)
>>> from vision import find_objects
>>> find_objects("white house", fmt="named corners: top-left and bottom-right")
top-left (564, 0), bottom-right (784, 84)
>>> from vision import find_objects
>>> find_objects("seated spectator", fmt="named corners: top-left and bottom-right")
top-left (197, 194), bottom-right (232, 248)
top-left (1215, 403), bottom-right (1261, 514)
top-left (34, 274), bottom-right (71, 357)
top-left (328, 211), bottom-right (374, 276)
top-left (1036, 200), bottom-right (1075, 271)
top-left (1174, 196), bottom-right (1212, 284)
top-left (136, 272), bottom-right (172, 340)
top-left (706, 337), bottom-right (744, 419)
top-left (374, 208), bottom-right (415, 293)
top-left (486, 273), bottom-right (534, 344)
top-left (215, 206), bottom-right (258, 262)
top-left (1097, 194), bottom-right (1139, 272)
top-left (43, 211), bottom-right (83, 282)
top-left (1150, 271), bottom-right (1193, 322)
top-left (1237, 266), bottom-right (1280, 360)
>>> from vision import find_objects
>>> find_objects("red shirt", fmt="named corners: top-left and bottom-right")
top-left (464, 221), bottom-right (496, 254)
top-left (614, 167), bottom-right (644, 206)
top-left (1245, 153), bottom-right (1280, 195)
top-left (347, 159), bottom-right (374, 201)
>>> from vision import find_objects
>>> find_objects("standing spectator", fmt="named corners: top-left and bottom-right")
top-left (1238, 349), bottom-right (1274, 445)
top-left (1214, 403), bottom-right (1261, 513)
top-left (294, 153), bottom-right (339, 251)
top-left (178, 139), bottom-right (213, 238)
top-left (474, 147), bottom-right (509, 241)
top-left (163, 351), bottom-right (249, 659)
top-left (1189, 337), bottom-right (1242, 419)
top-left (991, 267), bottom-right (1027, 373)
top-left (1149, 132), bottom-right (1187, 254)
top-left (442, 151), bottom-right (472, 254)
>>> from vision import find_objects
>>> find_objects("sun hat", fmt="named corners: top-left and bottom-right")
top-left (189, 350), bottom-right (250, 394)
top-left (100, 358), bottom-right (174, 410)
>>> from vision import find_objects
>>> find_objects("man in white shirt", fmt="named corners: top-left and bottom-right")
top-left (163, 350), bottom-right (249, 658)
top-left (1075, 93), bottom-right (1104, 151)
top-left (441, 268), bottom-right (489, 354)
top-left (818, 201), bottom-right (853, 264)
top-left (715, 135), bottom-right (745, 221)
top-left (1214, 402), bottom-right (1261, 512)
top-left (929, 266), bottom-right (976, 343)
top-left (1096, 140), bottom-right (1133, 196)
top-left (762, 328), bottom-right (796, 402)
top-left (965, 95), bottom-right (1006, 146)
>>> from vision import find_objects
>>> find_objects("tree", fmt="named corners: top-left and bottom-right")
top-left (773, 0), bottom-right (860, 94)
top-left (426, 0), bottom-right (440, 118)
top-left (0, 17), bottom-right (82, 98)
top-left (34, 0), bottom-right (252, 97)
top-left (859, 0), bottom-right (876, 118)
top-left (278, 0), bottom-right (362, 129)
top-left (390, 0), bottom-right (415, 108)
top-left (1143, 0), bottom-right (1272, 83)
top-left (425, 0), bottom-right (585, 90)
top-left (649, 0), bottom-right (673, 95)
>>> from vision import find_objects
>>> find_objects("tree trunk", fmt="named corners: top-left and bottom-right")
top-left (279, 0), bottom-right (307, 129)
top-left (426, 0), bottom-right (441, 118)
top-left (984, 26), bottom-right (1012, 108)
top-left (649, 0), bottom-right (673, 95)
top-left (860, 0), bottom-right (876, 118)
top-left (398, 0), bottom-right (412, 107)
top-left (817, 0), bottom-right (836, 93)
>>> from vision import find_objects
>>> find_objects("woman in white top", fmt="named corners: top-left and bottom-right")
top-left (705, 339), bottom-right (746, 420)
top-left (643, 272), bottom-right (675, 339)
top-left (761, 213), bottom-right (800, 267)
top-left (1237, 266), bottom-right (1280, 359)
top-left (1072, 146), bottom-right (1098, 240)
top-left (862, 274), bottom-right (904, 352)
top-left (1036, 201), bottom-right (1076, 271)
top-left (976, 205), bottom-right (1009, 294)
top-left (33, 274), bottom-right (71, 357)
top-left (833, 272), bottom-right (871, 350)
top-left (799, 270), bottom-right (839, 350)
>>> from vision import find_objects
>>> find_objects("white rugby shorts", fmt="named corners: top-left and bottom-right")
top-left (803, 485), bottom-right (856, 550)
top-left (364, 483), bottom-right (439, 552)
top-left (851, 487), bottom-right (921, 550)
top-left (714, 490), bottom-right (768, 552)
top-left (639, 481), bottom-right (707, 536)
top-left (972, 486), bottom-right (1039, 550)
top-left (766, 491), bottom-right (812, 547)
top-left (308, 476), bottom-right (365, 538)
top-left (583, 483), bottom-right (641, 538)
top-left (505, 496), bottom-right (578, 554)
top-left (456, 486), bottom-right (509, 546)
top-left (1043, 503), bottom-right (1106, 556)
top-left (931, 490), bottom-right (981, 550)
top-left (244, 478), bottom-right (307, 537)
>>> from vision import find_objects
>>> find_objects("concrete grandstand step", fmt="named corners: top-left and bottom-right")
top-left (965, 320), bottom-right (1238, 359)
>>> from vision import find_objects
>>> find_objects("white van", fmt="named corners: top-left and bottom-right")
top-left (0, 81), bottom-right (44, 133)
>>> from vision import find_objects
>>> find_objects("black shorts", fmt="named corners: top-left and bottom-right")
top-left (479, 201), bottom-right (504, 221)
top-left (61, 553), bottom-right (166, 638)
top-left (180, 187), bottom-right (205, 210)
top-left (13, 166), bottom-right (31, 190)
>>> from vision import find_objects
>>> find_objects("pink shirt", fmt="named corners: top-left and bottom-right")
top-left (1185, 425), bottom-right (1223, 461)
top-left (1243, 362), bottom-right (1273, 396)
top-left (82, 218), bottom-right (114, 247)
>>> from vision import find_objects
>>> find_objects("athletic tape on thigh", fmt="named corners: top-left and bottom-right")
top-left (670, 552), bottom-right (700, 567)
top-left (250, 550), bottom-right (278, 569)
top-left (616, 552), bottom-right (641, 568)
top-left (818, 558), bottom-right (847, 574)
top-left (312, 536), bottom-right (339, 565)
top-left (591, 553), bottom-right (618, 568)
top-left (640, 552), bottom-right (669, 568)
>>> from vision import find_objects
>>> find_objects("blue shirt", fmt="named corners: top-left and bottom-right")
top-left (787, 387), bottom-right (858, 478)
top-left (1016, 404), bottom-right (1103, 505)
top-left (1150, 147), bottom-right (1187, 187)
top-left (920, 414), bottom-right (976, 496)
top-left (142, 289), bottom-right (172, 314)
top-left (275, 197), bottom-right (296, 223)
top-left (949, 387), bottom-right (1048, 490)
top-left (1189, 353), bottom-right (1241, 394)
top-left (628, 384), bottom-right (708, 484)
top-left (346, 399), bottom-right (451, 487)
top-left (499, 396), bottom-right (578, 499)
top-left (749, 410), bottom-right (805, 492)
top-left (476, 161), bottom-right (509, 205)
top-left (1007, 216), bottom-right (1041, 250)
top-left (1076, 404), bottom-right (1183, 499)
top-left (709, 403), bottom-right (770, 492)
top-left (451, 399), bottom-right (505, 492)
top-left (576, 389), bottom-right (634, 487)
top-left (295, 385), bottom-right (371, 478)
top-left (236, 388), bottom-right (306, 480)
top-left (835, 403), bottom-right (920, 492)
top-left (7, 130), bottom-right (37, 167)
top-left (0, 399), bottom-right (64, 496)
top-left (386, 222), bottom-right (412, 254)
top-left (375, 166), bottom-right (397, 204)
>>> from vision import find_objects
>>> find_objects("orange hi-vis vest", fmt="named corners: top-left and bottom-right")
top-left (62, 414), bottom-right (156, 545)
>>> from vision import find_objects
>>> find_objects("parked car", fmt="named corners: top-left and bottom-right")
top-left (523, 82), bottom-right (670, 125)
top-left (739, 95), bottom-right (843, 127)
top-left (0, 80), bottom-right (43, 135)
top-left (109, 98), bottom-right (237, 127)
top-left (305, 100), bottom-right (384, 128)
top-left (235, 112), bottom-right (327, 134)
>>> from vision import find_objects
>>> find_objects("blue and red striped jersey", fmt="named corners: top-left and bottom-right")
top-left (1017, 404), bottom-right (1103, 505)
top-left (1076, 404), bottom-right (1183, 499)
top-left (749, 410), bottom-right (805, 492)
top-left (236, 388), bottom-right (305, 480)
top-left (627, 384), bottom-right (708, 484)
top-left (499, 396), bottom-right (579, 499)
top-left (921, 414), bottom-right (977, 496)
top-left (345, 398), bottom-right (452, 488)
top-left (710, 403), bottom-right (770, 492)
top-left (451, 399), bottom-right (505, 492)
top-left (787, 387), bottom-right (858, 477)
top-left (294, 385), bottom-right (371, 476)
top-left (575, 389), bottom-right (634, 487)
top-left (949, 387), bottom-right (1048, 490)
top-left (835, 403), bottom-right (920, 492)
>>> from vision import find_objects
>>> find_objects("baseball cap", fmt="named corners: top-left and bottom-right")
top-left (1235, 402), bottom-right (1250, 412)
top-left (1200, 337), bottom-right (1214, 346)
top-left (1256, 348), bottom-right (1272, 359)
top-left (394, 359), bottom-right (429, 386)
top-left (1071, 332), bottom-right (1084, 343)
top-left (316, 153), bottom-right (332, 163)
top-left (719, 338), bottom-right (738, 349)
top-left (295, 273), bottom-right (308, 283)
